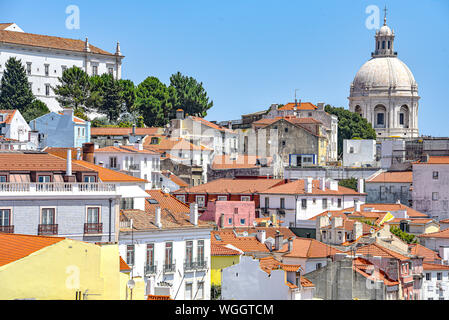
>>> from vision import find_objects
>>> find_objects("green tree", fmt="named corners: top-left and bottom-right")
top-left (169, 71), bottom-right (213, 117)
top-left (390, 226), bottom-right (418, 244)
top-left (338, 178), bottom-right (358, 191)
top-left (324, 105), bottom-right (376, 157)
top-left (21, 100), bottom-right (50, 122)
top-left (53, 66), bottom-right (92, 114)
top-left (135, 76), bottom-right (177, 127)
top-left (0, 57), bottom-right (35, 114)
top-left (118, 79), bottom-right (136, 114)
top-left (92, 74), bottom-right (124, 122)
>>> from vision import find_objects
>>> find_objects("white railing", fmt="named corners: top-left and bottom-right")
top-left (119, 220), bottom-right (131, 229)
top-left (0, 182), bottom-right (116, 193)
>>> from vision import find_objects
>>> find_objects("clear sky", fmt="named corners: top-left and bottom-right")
top-left (2, 0), bottom-right (449, 136)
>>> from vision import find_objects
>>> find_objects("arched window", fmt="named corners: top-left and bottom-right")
top-left (374, 105), bottom-right (387, 128)
top-left (377, 41), bottom-right (380, 50)
top-left (382, 41), bottom-right (385, 49)
top-left (399, 105), bottom-right (409, 128)
top-left (388, 41), bottom-right (391, 49)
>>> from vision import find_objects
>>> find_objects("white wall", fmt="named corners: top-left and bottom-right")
top-left (343, 139), bottom-right (377, 167)
top-left (422, 269), bottom-right (449, 300)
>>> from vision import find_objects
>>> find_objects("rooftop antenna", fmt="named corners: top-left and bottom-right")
top-left (294, 89), bottom-right (300, 107)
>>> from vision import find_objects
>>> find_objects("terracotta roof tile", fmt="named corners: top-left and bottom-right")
top-left (0, 109), bottom-right (16, 124)
top-left (367, 171), bottom-right (413, 183)
top-left (211, 155), bottom-right (273, 170)
top-left (73, 160), bottom-right (147, 182)
top-left (261, 179), bottom-right (363, 196)
top-left (282, 238), bottom-right (343, 258)
top-left (353, 257), bottom-right (399, 286)
top-left (144, 136), bottom-right (211, 152)
top-left (422, 263), bottom-right (449, 270)
top-left (211, 229), bottom-right (269, 253)
top-left (147, 295), bottom-right (172, 300)
top-left (119, 256), bottom-right (131, 271)
top-left (356, 243), bottom-right (409, 261)
top-left (408, 244), bottom-right (442, 262)
top-left (145, 190), bottom-right (190, 214)
top-left (313, 203), bottom-right (428, 219)
top-left (95, 145), bottom-right (158, 155)
top-left (211, 244), bottom-right (242, 256)
top-left (419, 228), bottom-right (449, 239)
top-left (0, 233), bottom-right (65, 267)
top-left (278, 102), bottom-right (318, 111)
top-left (190, 116), bottom-right (236, 134)
top-left (161, 171), bottom-right (189, 188)
top-left (174, 178), bottom-right (284, 194)
top-left (91, 127), bottom-right (162, 136)
top-left (413, 156), bottom-right (449, 165)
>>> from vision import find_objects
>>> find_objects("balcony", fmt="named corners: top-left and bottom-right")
top-left (163, 261), bottom-right (176, 273)
top-left (127, 164), bottom-right (140, 171)
top-left (38, 224), bottom-right (58, 235)
top-left (0, 225), bottom-right (14, 233)
top-left (84, 223), bottom-right (103, 234)
top-left (196, 259), bottom-right (208, 270)
top-left (184, 259), bottom-right (208, 271)
top-left (184, 260), bottom-right (196, 271)
top-left (0, 183), bottom-right (116, 196)
top-left (144, 264), bottom-right (157, 275)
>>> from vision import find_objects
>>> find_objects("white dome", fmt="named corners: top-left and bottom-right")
top-left (378, 25), bottom-right (392, 36)
top-left (352, 57), bottom-right (417, 91)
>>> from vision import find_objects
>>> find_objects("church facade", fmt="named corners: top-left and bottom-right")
top-left (348, 15), bottom-right (419, 138)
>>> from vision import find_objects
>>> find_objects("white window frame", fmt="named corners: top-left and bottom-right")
top-left (85, 206), bottom-right (101, 224)
top-left (195, 195), bottom-right (206, 208)
top-left (40, 207), bottom-right (57, 225)
top-left (0, 207), bottom-right (12, 227)
top-left (241, 196), bottom-right (251, 201)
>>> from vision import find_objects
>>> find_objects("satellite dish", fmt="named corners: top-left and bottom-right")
top-left (127, 279), bottom-right (135, 290)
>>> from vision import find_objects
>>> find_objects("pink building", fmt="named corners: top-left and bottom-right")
top-left (200, 200), bottom-right (256, 228)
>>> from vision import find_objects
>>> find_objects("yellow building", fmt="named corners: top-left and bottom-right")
top-left (210, 243), bottom-right (242, 286)
top-left (0, 233), bottom-right (142, 300)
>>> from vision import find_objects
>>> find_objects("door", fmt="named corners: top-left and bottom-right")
top-left (185, 283), bottom-right (193, 300)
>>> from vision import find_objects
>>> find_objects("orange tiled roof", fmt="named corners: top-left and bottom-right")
top-left (190, 116), bottom-right (236, 134)
top-left (413, 156), bottom-right (449, 165)
top-left (144, 136), bottom-right (211, 152)
top-left (408, 244), bottom-right (442, 262)
top-left (314, 203), bottom-right (428, 219)
top-left (231, 227), bottom-right (295, 239)
top-left (259, 256), bottom-right (302, 274)
top-left (95, 145), bottom-right (158, 155)
top-left (211, 229), bottom-right (269, 253)
top-left (353, 257), bottom-right (399, 286)
top-left (356, 243), bottom-right (409, 261)
top-left (161, 171), bottom-right (189, 188)
top-left (91, 127), bottom-right (162, 136)
top-left (367, 171), bottom-right (412, 183)
top-left (147, 295), bottom-right (172, 300)
top-left (211, 155), bottom-right (273, 170)
top-left (440, 219), bottom-right (449, 223)
top-left (419, 228), bottom-right (449, 239)
top-left (119, 256), bottom-right (131, 272)
top-left (0, 233), bottom-right (65, 267)
top-left (44, 147), bottom-right (80, 160)
top-left (282, 238), bottom-right (343, 258)
top-left (0, 23), bottom-right (14, 30)
top-left (321, 219), bottom-right (376, 234)
top-left (174, 178), bottom-right (284, 194)
top-left (211, 244), bottom-right (242, 256)
top-left (73, 160), bottom-right (147, 183)
top-left (0, 152), bottom-right (96, 172)
top-left (145, 190), bottom-right (190, 214)
top-left (278, 102), bottom-right (318, 111)
top-left (57, 112), bottom-right (86, 124)
top-left (260, 179), bottom-right (363, 196)
top-left (422, 263), bottom-right (449, 271)
top-left (0, 109), bottom-right (16, 124)
top-left (0, 30), bottom-right (115, 56)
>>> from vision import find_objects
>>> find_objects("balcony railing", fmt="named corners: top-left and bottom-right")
top-left (38, 224), bottom-right (58, 235)
top-left (144, 264), bottom-right (157, 275)
top-left (0, 182), bottom-right (116, 193)
top-left (184, 259), bottom-right (208, 271)
top-left (84, 223), bottom-right (103, 234)
top-left (163, 261), bottom-right (176, 273)
top-left (196, 259), bottom-right (208, 270)
top-left (0, 225), bottom-right (14, 233)
top-left (128, 164), bottom-right (140, 171)
top-left (184, 260), bottom-right (196, 271)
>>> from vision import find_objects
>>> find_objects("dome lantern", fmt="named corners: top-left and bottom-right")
top-left (372, 6), bottom-right (396, 58)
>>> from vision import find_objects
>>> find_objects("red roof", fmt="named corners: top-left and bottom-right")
top-left (119, 256), bottom-right (131, 272)
top-left (147, 295), bottom-right (172, 300)
top-left (90, 127), bottom-right (162, 136)
top-left (0, 109), bottom-right (16, 124)
top-left (419, 228), bottom-right (449, 239)
top-left (211, 244), bottom-right (242, 256)
top-left (261, 179), bottom-right (363, 196)
top-left (356, 243), bottom-right (409, 261)
top-left (367, 171), bottom-right (413, 183)
top-left (414, 156), bottom-right (449, 165)
top-left (278, 102), bottom-right (318, 111)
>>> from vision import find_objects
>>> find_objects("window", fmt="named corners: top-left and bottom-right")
top-left (0, 175), bottom-right (7, 182)
top-left (217, 196), bottom-right (227, 201)
top-left (84, 175), bottom-right (96, 182)
top-left (282, 141), bottom-right (286, 146)
top-left (377, 113), bottom-right (384, 125)
top-left (0, 209), bottom-right (11, 226)
top-left (38, 175), bottom-right (51, 183)
top-left (228, 217), bottom-right (232, 225)
top-left (120, 198), bottom-right (134, 210)
top-left (126, 245), bottom-right (135, 265)
top-left (197, 240), bottom-right (204, 263)
top-left (186, 240), bottom-right (193, 264)
top-left (338, 231), bottom-right (342, 241)
top-left (284, 127), bottom-right (288, 133)
top-left (45, 84), bottom-right (50, 96)
top-left (87, 207), bottom-right (100, 224)
top-left (44, 64), bottom-right (49, 76)
top-left (382, 41), bottom-right (385, 49)
top-left (185, 283), bottom-right (193, 300)
top-left (92, 65), bottom-right (98, 75)
top-left (349, 146), bottom-right (354, 153)
top-left (301, 199), bottom-right (307, 209)
top-left (240, 218), bottom-right (245, 225)
top-left (41, 208), bottom-right (55, 225)
top-left (322, 198), bottom-right (328, 209)
top-left (265, 197), bottom-right (269, 209)
top-left (388, 41), bottom-right (391, 49)
top-left (165, 242), bottom-right (173, 265)
top-left (109, 156), bottom-right (117, 168)
top-left (195, 195), bottom-right (206, 208)
top-left (433, 192), bottom-right (439, 201)
top-left (337, 199), bottom-right (342, 208)
top-left (197, 281), bottom-right (204, 300)
top-left (399, 113), bottom-right (404, 125)
top-left (108, 67), bottom-right (113, 75)
top-left (437, 272), bottom-right (442, 280)
top-left (433, 171), bottom-right (439, 180)
top-left (241, 196), bottom-right (251, 201)
top-left (316, 263), bottom-right (322, 269)
top-left (234, 207), bottom-right (239, 214)
top-left (26, 62), bottom-right (32, 75)
top-left (280, 198), bottom-right (285, 209)
top-left (176, 195), bottom-right (186, 203)
top-left (146, 243), bottom-right (154, 266)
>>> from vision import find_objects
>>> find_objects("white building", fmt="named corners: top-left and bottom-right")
top-left (343, 139), bottom-right (377, 168)
top-left (221, 255), bottom-right (315, 300)
top-left (0, 109), bottom-right (37, 150)
top-left (94, 141), bottom-right (161, 189)
top-left (422, 263), bottom-right (449, 300)
top-left (412, 156), bottom-right (449, 220)
top-left (119, 201), bottom-right (213, 300)
top-left (348, 14), bottom-right (419, 138)
top-left (259, 177), bottom-right (366, 226)
top-left (366, 170), bottom-right (413, 205)
top-left (0, 23), bottom-right (123, 112)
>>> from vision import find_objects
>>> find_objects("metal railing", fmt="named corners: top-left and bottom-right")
top-left (38, 224), bottom-right (58, 235)
top-left (144, 264), bottom-right (157, 275)
top-left (184, 259), bottom-right (208, 271)
top-left (0, 225), bottom-right (14, 233)
top-left (0, 182), bottom-right (116, 193)
top-left (184, 260), bottom-right (196, 271)
top-left (128, 164), bottom-right (140, 171)
top-left (84, 223), bottom-right (103, 234)
top-left (163, 261), bottom-right (176, 273)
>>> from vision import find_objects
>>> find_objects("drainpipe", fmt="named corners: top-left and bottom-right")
top-left (109, 198), bottom-right (112, 242)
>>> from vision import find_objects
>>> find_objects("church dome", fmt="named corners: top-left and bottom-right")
top-left (378, 25), bottom-right (393, 36)
top-left (352, 57), bottom-right (417, 91)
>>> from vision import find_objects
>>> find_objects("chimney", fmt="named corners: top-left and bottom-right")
top-left (220, 213), bottom-right (225, 228)
top-left (84, 37), bottom-right (90, 52)
top-left (353, 221), bottom-right (363, 240)
top-left (304, 177), bottom-right (313, 193)
top-left (357, 178), bottom-right (364, 194)
top-left (190, 203), bottom-right (198, 226)
top-left (82, 142), bottom-right (95, 163)
top-left (155, 206), bottom-right (162, 228)
top-left (63, 108), bottom-right (74, 120)
top-left (331, 216), bottom-right (343, 229)
top-left (176, 109), bottom-right (185, 120)
top-left (256, 229), bottom-right (266, 244)
top-left (317, 102), bottom-right (324, 111)
top-left (354, 200), bottom-right (361, 212)
top-left (132, 124), bottom-right (136, 135)
top-left (274, 230), bottom-right (283, 251)
top-left (66, 149), bottom-right (72, 176)
top-left (288, 237), bottom-right (293, 252)
top-left (319, 177), bottom-right (326, 191)
top-left (115, 41), bottom-right (121, 56)
top-left (316, 215), bottom-right (330, 241)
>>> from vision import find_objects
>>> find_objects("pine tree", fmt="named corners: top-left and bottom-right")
top-left (0, 57), bottom-right (35, 113)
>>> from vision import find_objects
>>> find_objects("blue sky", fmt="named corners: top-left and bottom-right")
top-left (2, 0), bottom-right (449, 136)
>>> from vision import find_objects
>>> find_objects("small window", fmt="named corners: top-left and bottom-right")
top-left (127, 245), bottom-right (135, 265)
top-left (217, 196), bottom-right (227, 201)
top-left (0, 175), bottom-right (7, 182)
top-left (433, 171), bottom-right (439, 180)
top-left (176, 195), bottom-right (186, 203)
top-left (92, 65), bottom-right (98, 75)
top-left (240, 218), bottom-right (245, 225)
top-left (316, 263), bottom-right (322, 269)
top-left (337, 199), bottom-right (342, 208)
top-left (322, 198), bottom-right (328, 209)
top-left (44, 64), bottom-right (49, 76)
top-left (284, 127), bottom-right (288, 133)
top-left (437, 272), bottom-right (442, 281)
top-left (26, 62), bottom-right (32, 75)
top-left (241, 196), bottom-right (251, 201)
top-left (301, 199), bottom-right (307, 209)
top-left (280, 198), bottom-right (285, 209)
top-left (45, 84), bottom-right (50, 96)
top-left (228, 218), bottom-right (232, 225)
top-left (62, 65), bottom-right (67, 73)
top-left (433, 192), bottom-right (439, 201)
top-left (377, 113), bottom-right (384, 125)
top-left (399, 113), bottom-right (404, 125)
top-left (84, 176), bottom-right (96, 182)
top-left (108, 67), bottom-right (114, 75)
top-left (195, 195), bottom-right (206, 208)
